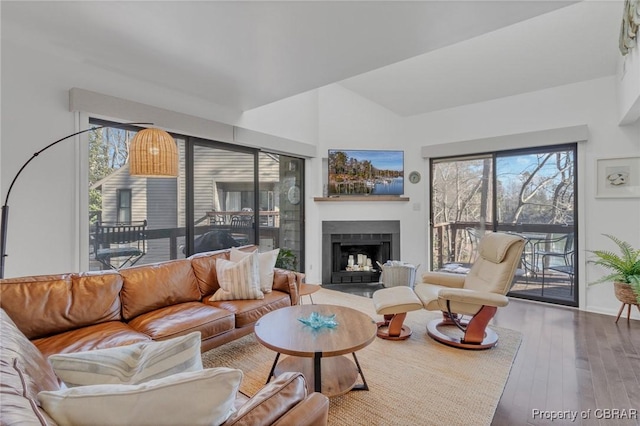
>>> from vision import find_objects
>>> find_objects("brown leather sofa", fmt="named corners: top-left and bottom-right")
top-left (0, 246), bottom-right (300, 357)
top-left (0, 246), bottom-right (329, 425)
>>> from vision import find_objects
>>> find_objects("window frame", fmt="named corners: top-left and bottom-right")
top-left (116, 188), bottom-right (132, 224)
top-left (83, 117), bottom-right (306, 271)
top-left (429, 143), bottom-right (578, 307)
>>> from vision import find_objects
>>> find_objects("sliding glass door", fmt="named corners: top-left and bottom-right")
top-left (188, 142), bottom-right (257, 254)
top-left (431, 155), bottom-right (494, 267)
top-left (430, 144), bottom-right (577, 306)
top-left (273, 155), bottom-right (304, 270)
top-left (88, 120), bottom-right (305, 273)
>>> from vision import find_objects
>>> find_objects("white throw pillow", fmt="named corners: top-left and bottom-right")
top-left (210, 251), bottom-right (264, 301)
top-left (38, 367), bottom-right (243, 426)
top-left (230, 247), bottom-right (280, 293)
top-left (48, 332), bottom-right (203, 387)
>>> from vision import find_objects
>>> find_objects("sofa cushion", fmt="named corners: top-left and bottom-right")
top-left (230, 247), bottom-right (279, 294)
top-left (189, 249), bottom-right (231, 297)
top-left (49, 332), bottom-right (202, 387)
top-left (127, 301), bottom-right (235, 342)
top-left (207, 291), bottom-right (291, 328)
top-left (33, 321), bottom-right (152, 359)
top-left (210, 252), bottom-right (264, 301)
top-left (38, 368), bottom-right (243, 426)
top-left (0, 309), bottom-right (59, 425)
top-left (120, 259), bottom-right (202, 321)
top-left (0, 271), bottom-right (123, 339)
top-left (2, 359), bottom-right (52, 426)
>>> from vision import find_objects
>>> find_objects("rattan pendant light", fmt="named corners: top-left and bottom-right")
top-left (129, 128), bottom-right (178, 177)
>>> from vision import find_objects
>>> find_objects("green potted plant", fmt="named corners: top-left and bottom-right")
top-left (275, 248), bottom-right (298, 271)
top-left (589, 234), bottom-right (640, 305)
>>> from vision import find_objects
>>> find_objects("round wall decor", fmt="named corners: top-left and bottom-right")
top-left (287, 185), bottom-right (301, 205)
top-left (408, 171), bottom-right (421, 184)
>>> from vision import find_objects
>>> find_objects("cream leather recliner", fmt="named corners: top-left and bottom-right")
top-left (414, 232), bottom-right (525, 349)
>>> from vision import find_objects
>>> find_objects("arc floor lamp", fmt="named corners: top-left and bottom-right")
top-left (0, 124), bottom-right (178, 278)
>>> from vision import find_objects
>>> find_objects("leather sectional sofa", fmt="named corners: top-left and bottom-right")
top-left (0, 246), bottom-right (329, 425)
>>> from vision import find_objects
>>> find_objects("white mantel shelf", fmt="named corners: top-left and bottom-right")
top-left (313, 196), bottom-right (410, 202)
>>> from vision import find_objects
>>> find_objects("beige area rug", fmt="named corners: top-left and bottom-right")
top-left (202, 289), bottom-right (521, 426)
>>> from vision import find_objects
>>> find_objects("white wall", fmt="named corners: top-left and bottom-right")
top-left (237, 91), bottom-right (320, 146)
top-left (303, 85), bottom-right (428, 282)
top-left (619, 43), bottom-right (640, 124)
top-left (2, 38), bottom-right (83, 276)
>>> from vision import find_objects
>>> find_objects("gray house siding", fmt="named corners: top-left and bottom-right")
top-left (92, 144), bottom-right (282, 269)
top-left (98, 165), bottom-right (148, 225)
top-left (191, 147), bottom-right (280, 224)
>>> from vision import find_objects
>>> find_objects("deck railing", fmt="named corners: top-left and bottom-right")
top-left (432, 221), bottom-right (574, 269)
top-left (90, 224), bottom-right (280, 268)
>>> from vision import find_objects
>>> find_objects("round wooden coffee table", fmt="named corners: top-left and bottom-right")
top-left (255, 304), bottom-right (376, 397)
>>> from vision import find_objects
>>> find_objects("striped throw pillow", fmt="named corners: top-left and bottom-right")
top-left (230, 248), bottom-right (279, 293)
top-left (48, 332), bottom-right (202, 387)
top-left (210, 251), bottom-right (264, 301)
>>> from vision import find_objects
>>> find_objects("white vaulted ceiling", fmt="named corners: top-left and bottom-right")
top-left (1, 1), bottom-right (622, 117)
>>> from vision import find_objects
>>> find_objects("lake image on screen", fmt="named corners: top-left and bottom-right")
top-left (371, 177), bottom-right (403, 195)
top-left (328, 150), bottom-right (404, 196)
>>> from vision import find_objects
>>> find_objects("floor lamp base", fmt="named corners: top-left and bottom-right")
top-left (1, 204), bottom-right (8, 279)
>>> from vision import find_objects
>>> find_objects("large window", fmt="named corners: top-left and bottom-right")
top-left (88, 120), bottom-right (304, 272)
top-left (430, 144), bottom-right (577, 306)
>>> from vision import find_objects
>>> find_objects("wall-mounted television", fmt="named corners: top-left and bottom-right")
top-left (328, 149), bottom-right (404, 196)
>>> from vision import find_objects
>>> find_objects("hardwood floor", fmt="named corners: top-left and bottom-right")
top-left (492, 299), bottom-right (640, 426)
top-left (326, 284), bottom-right (640, 426)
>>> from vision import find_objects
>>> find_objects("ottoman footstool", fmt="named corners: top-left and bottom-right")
top-left (372, 286), bottom-right (423, 340)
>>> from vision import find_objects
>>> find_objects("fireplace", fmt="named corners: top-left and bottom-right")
top-left (322, 221), bottom-right (400, 284)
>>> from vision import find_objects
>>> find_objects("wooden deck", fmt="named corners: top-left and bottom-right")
top-left (509, 272), bottom-right (575, 304)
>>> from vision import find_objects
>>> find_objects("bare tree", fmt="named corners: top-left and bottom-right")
top-left (88, 127), bottom-right (135, 221)
top-left (431, 150), bottom-right (574, 267)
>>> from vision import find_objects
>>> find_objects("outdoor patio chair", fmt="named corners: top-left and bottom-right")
top-left (506, 231), bottom-right (537, 280)
top-left (93, 220), bottom-right (147, 270)
top-left (536, 233), bottom-right (574, 296)
top-left (542, 249), bottom-right (575, 296)
top-left (230, 215), bottom-right (252, 245)
top-left (231, 214), bottom-right (253, 227)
